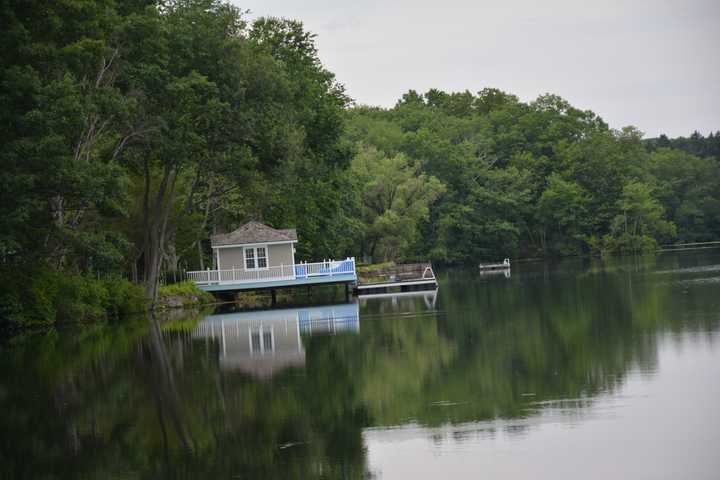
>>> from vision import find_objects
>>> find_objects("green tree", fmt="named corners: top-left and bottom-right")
top-left (351, 147), bottom-right (444, 261)
top-left (607, 181), bottom-right (676, 253)
top-left (649, 148), bottom-right (720, 242)
top-left (537, 173), bottom-right (591, 254)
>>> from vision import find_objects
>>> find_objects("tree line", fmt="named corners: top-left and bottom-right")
top-left (1, 0), bottom-right (718, 323)
top-left (345, 91), bottom-right (719, 262)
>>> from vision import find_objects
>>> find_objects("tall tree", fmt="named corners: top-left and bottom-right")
top-left (351, 147), bottom-right (444, 262)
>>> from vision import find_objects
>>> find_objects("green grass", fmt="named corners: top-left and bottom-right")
top-left (157, 281), bottom-right (214, 307)
top-left (356, 261), bottom-right (395, 273)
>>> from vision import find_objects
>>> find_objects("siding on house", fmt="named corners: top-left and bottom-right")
top-left (217, 243), bottom-right (294, 271)
top-left (218, 246), bottom-right (245, 270)
top-left (268, 243), bottom-right (293, 267)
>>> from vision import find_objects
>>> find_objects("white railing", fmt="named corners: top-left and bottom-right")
top-left (187, 257), bottom-right (356, 285)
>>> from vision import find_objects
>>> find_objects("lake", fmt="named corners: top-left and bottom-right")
top-left (1, 251), bottom-right (719, 479)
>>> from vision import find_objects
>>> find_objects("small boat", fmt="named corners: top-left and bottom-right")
top-left (478, 258), bottom-right (510, 270)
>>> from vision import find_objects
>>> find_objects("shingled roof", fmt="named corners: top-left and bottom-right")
top-left (211, 221), bottom-right (297, 247)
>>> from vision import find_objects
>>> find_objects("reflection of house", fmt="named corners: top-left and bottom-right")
top-left (193, 303), bottom-right (359, 377)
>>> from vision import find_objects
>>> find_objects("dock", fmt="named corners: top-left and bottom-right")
top-left (478, 258), bottom-right (510, 270)
top-left (355, 262), bottom-right (438, 295)
top-left (187, 258), bottom-right (357, 297)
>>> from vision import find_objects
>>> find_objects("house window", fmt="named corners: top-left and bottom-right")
top-left (257, 247), bottom-right (267, 268)
top-left (250, 327), bottom-right (273, 354)
top-left (244, 246), bottom-right (268, 270)
top-left (245, 248), bottom-right (255, 269)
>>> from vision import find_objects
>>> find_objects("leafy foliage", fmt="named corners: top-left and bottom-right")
top-left (345, 90), bottom-right (719, 261)
top-left (0, 265), bottom-right (146, 326)
top-left (1, 1), bottom-right (718, 324)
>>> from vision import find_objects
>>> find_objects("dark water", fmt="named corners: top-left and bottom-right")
top-left (2, 252), bottom-right (719, 479)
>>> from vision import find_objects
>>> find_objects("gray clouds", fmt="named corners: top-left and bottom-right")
top-left (233, 0), bottom-right (719, 137)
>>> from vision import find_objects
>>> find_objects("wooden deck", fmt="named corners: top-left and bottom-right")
top-left (356, 262), bottom-right (438, 294)
top-left (187, 258), bottom-right (443, 297)
top-left (187, 258), bottom-right (357, 293)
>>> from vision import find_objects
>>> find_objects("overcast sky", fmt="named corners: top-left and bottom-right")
top-left (233, 0), bottom-right (719, 138)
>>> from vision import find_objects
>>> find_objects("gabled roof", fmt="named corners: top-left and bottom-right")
top-left (211, 221), bottom-right (297, 247)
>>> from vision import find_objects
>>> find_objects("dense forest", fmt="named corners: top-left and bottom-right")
top-left (1, 0), bottom-right (719, 324)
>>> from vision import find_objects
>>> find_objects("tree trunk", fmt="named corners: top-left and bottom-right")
top-left (197, 241), bottom-right (205, 271)
top-left (143, 161), bottom-right (178, 303)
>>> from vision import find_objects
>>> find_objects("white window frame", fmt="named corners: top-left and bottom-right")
top-left (249, 326), bottom-right (274, 354)
top-left (244, 244), bottom-right (269, 271)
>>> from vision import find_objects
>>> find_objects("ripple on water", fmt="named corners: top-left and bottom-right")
top-left (653, 264), bottom-right (720, 275)
top-left (672, 276), bottom-right (720, 286)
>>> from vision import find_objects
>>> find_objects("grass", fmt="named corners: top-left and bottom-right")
top-left (157, 281), bottom-right (214, 308)
top-left (356, 261), bottom-right (395, 274)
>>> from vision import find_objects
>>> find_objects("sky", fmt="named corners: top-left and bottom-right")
top-left (232, 0), bottom-right (719, 138)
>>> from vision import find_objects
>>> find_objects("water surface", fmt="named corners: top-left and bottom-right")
top-left (1, 252), bottom-right (719, 479)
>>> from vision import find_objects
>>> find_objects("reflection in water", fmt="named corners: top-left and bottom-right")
top-left (364, 331), bottom-right (720, 479)
top-left (1, 252), bottom-right (719, 479)
top-left (359, 287), bottom-right (439, 313)
top-left (477, 268), bottom-right (511, 278)
top-left (193, 303), bottom-right (359, 377)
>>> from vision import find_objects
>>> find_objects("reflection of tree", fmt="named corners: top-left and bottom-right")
top-left (1, 256), bottom-right (717, 476)
top-left (0, 315), bottom-right (372, 479)
top-left (349, 258), bottom-right (718, 428)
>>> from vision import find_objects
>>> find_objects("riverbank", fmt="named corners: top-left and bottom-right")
top-left (0, 265), bottom-right (220, 328)
top-left (0, 266), bottom-right (148, 327)
top-left (156, 281), bottom-right (215, 310)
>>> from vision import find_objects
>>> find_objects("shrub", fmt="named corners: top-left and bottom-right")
top-left (157, 281), bottom-right (214, 308)
top-left (0, 265), bottom-right (147, 327)
top-left (102, 277), bottom-right (148, 317)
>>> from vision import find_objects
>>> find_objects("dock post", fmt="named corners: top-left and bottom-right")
top-left (344, 283), bottom-right (349, 301)
top-left (271, 289), bottom-right (277, 306)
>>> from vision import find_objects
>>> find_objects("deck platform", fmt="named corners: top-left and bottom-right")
top-left (198, 272), bottom-right (357, 292)
top-left (355, 262), bottom-right (438, 295)
top-left (187, 258), bottom-right (357, 294)
top-left (478, 259), bottom-right (511, 270)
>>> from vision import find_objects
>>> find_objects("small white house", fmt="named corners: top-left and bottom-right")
top-left (211, 221), bottom-right (297, 272)
top-left (187, 220), bottom-right (356, 290)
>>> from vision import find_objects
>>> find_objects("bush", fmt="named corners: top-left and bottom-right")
top-left (55, 275), bottom-right (109, 321)
top-left (586, 233), bottom-right (657, 256)
top-left (102, 277), bottom-right (148, 317)
top-left (157, 281), bottom-right (214, 308)
top-left (0, 265), bottom-right (147, 327)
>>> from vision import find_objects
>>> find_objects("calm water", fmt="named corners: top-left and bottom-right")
top-left (2, 252), bottom-right (719, 479)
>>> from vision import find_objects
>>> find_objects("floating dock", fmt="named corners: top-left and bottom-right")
top-left (356, 262), bottom-right (438, 295)
top-left (478, 259), bottom-right (510, 270)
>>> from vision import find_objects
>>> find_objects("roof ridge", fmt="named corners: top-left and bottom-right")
top-left (211, 221), bottom-right (297, 246)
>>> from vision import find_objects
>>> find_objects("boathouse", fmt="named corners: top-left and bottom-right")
top-left (187, 221), bottom-right (357, 292)
top-left (212, 221), bottom-right (298, 273)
